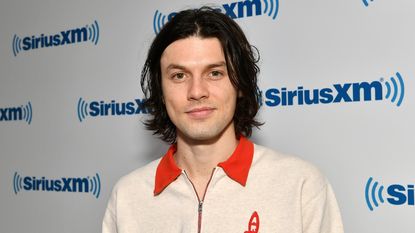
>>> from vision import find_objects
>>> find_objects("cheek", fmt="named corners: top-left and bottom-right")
top-left (164, 97), bottom-right (178, 115)
top-left (163, 92), bottom-right (184, 120)
top-left (224, 86), bottom-right (238, 104)
top-left (161, 80), bottom-right (176, 105)
top-left (220, 89), bottom-right (238, 113)
top-left (227, 97), bottom-right (238, 114)
top-left (163, 100), bottom-right (180, 126)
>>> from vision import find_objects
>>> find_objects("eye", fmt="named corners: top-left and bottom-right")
top-left (209, 70), bottom-right (224, 79)
top-left (171, 72), bottom-right (186, 81)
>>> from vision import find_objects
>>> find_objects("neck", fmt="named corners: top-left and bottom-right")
top-left (174, 125), bottom-right (239, 180)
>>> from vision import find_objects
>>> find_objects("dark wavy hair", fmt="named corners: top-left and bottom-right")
top-left (141, 6), bottom-right (262, 144)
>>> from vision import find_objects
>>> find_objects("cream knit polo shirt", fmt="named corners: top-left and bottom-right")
top-left (102, 137), bottom-right (344, 233)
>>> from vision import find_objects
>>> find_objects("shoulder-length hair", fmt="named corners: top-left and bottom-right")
top-left (141, 6), bottom-right (262, 144)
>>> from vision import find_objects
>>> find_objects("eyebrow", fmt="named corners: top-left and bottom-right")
top-left (165, 61), bottom-right (227, 71)
top-left (206, 61), bottom-right (227, 69)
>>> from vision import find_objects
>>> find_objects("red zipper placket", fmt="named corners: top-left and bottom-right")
top-left (184, 168), bottom-right (216, 233)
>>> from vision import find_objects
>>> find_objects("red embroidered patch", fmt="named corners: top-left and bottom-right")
top-left (244, 211), bottom-right (260, 233)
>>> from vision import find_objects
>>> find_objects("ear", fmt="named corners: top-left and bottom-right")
top-left (238, 90), bottom-right (243, 97)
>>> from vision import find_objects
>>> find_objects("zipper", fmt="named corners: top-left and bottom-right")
top-left (198, 201), bottom-right (203, 233)
top-left (184, 168), bottom-right (216, 233)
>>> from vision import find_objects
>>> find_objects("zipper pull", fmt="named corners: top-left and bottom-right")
top-left (198, 201), bottom-right (203, 213)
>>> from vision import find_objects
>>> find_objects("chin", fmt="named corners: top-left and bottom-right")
top-left (181, 128), bottom-right (223, 142)
top-left (176, 119), bottom-right (234, 143)
top-left (187, 132), bottom-right (218, 141)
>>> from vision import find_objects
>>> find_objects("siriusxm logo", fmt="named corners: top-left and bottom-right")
top-left (13, 172), bottom-right (101, 198)
top-left (0, 102), bottom-right (33, 124)
top-left (77, 97), bottom-right (150, 122)
top-left (365, 177), bottom-right (414, 211)
top-left (12, 20), bottom-right (99, 56)
top-left (264, 72), bottom-right (405, 107)
top-left (153, 0), bottom-right (279, 33)
top-left (363, 0), bottom-right (375, 7)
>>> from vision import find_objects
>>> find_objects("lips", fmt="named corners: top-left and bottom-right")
top-left (185, 107), bottom-right (215, 119)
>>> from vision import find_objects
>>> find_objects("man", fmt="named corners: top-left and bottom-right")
top-left (103, 7), bottom-right (344, 233)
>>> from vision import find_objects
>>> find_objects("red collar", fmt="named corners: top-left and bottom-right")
top-left (154, 136), bottom-right (254, 195)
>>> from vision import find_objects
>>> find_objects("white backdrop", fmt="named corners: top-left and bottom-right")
top-left (1, 0), bottom-right (414, 232)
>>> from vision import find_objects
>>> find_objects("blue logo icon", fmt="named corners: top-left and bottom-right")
top-left (12, 20), bottom-right (99, 56)
top-left (365, 177), bottom-right (415, 211)
top-left (264, 71), bottom-right (405, 107)
top-left (153, 0), bottom-right (279, 34)
top-left (153, 10), bottom-right (169, 35)
top-left (77, 97), bottom-right (150, 122)
top-left (365, 177), bottom-right (385, 211)
top-left (382, 72), bottom-right (405, 107)
top-left (13, 172), bottom-right (101, 199)
top-left (0, 102), bottom-right (33, 124)
top-left (362, 0), bottom-right (374, 7)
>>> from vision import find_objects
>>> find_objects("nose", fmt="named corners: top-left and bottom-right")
top-left (187, 76), bottom-right (209, 101)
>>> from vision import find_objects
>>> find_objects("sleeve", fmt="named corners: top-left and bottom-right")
top-left (301, 181), bottom-right (344, 233)
top-left (102, 187), bottom-right (118, 233)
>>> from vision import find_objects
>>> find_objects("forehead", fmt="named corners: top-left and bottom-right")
top-left (160, 36), bottom-right (226, 68)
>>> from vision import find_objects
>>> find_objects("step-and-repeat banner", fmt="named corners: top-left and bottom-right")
top-left (1, 0), bottom-right (414, 232)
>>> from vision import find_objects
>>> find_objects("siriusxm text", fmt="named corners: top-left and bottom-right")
top-left (89, 99), bottom-right (150, 116)
top-left (23, 176), bottom-right (89, 193)
top-left (387, 184), bottom-right (415, 205)
top-left (0, 106), bottom-right (23, 121)
top-left (265, 81), bottom-right (383, 106)
top-left (22, 27), bottom-right (88, 51)
top-left (167, 0), bottom-right (263, 21)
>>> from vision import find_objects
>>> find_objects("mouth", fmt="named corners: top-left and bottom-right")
top-left (185, 107), bottom-right (215, 119)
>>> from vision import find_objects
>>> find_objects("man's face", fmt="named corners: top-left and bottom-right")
top-left (160, 36), bottom-right (238, 142)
